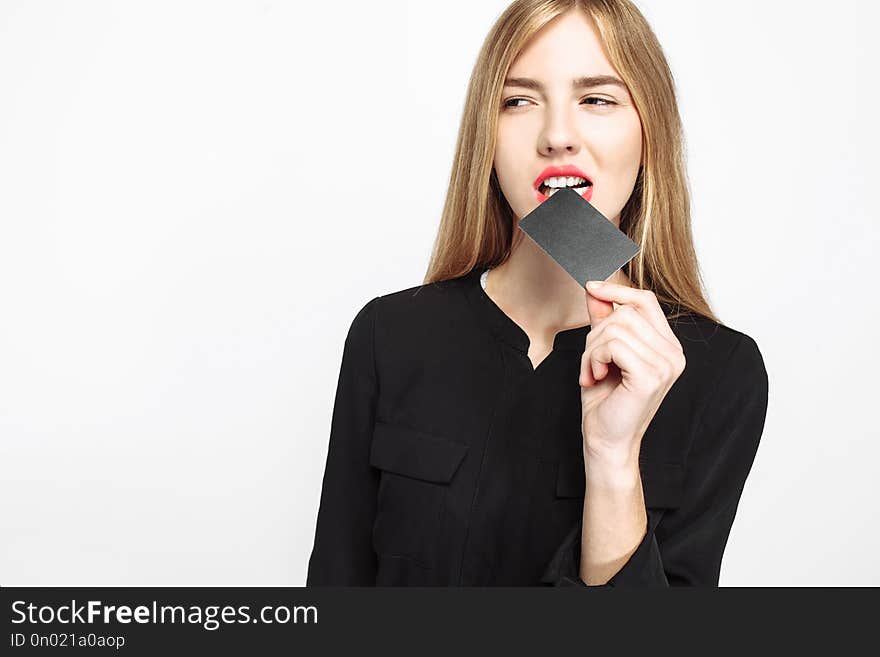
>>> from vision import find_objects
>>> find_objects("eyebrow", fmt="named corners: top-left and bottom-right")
top-left (503, 75), bottom-right (628, 92)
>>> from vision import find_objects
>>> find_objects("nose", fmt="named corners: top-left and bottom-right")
top-left (537, 107), bottom-right (581, 156)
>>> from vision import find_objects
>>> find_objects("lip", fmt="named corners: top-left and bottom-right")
top-left (533, 164), bottom-right (594, 203)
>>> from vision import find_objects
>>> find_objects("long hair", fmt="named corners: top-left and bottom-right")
top-left (423, 0), bottom-right (719, 325)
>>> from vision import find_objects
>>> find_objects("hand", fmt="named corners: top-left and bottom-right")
top-left (579, 280), bottom-right (686, 466)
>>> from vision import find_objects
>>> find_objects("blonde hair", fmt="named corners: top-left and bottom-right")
top-left (423, 0), bottom-right (720, 325)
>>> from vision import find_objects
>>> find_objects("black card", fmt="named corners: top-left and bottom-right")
top-left (517, 187), bottom-right (640, 286)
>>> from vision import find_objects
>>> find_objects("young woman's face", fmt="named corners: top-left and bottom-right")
top-left (494, 9), bottom-right (643, 227)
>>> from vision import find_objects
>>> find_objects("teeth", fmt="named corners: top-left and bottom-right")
top-left (540, 175), bottom-right (592, 197)
top-left (543, 175), bottom-right (589, 188)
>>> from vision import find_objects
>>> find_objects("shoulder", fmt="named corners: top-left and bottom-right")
top-left (365, 273), bottom-right (472, 334)
top-left (660, 303), bottom-right (764, 373)
top-left (662, 306), bottom-right (768, 416)
top-left (341, 273), bottom-right (482, 390)
top-left (344, 272), bottom-right (473, 343)
top-left (644, 305), bottom-right (768, 464)
top-left (375, 273), bottom-right (469, 313)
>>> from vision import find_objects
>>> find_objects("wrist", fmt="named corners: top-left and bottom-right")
top-left (584, 444), bottom-right (641, 491)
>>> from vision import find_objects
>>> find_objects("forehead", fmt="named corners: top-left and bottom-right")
top-left (507, 10), bottom-right (617, 79)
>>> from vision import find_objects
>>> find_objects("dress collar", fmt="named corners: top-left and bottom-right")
top-left (459, 268), bottom-right (591, 354)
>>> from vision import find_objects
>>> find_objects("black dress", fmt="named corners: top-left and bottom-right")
top-left (306, 267), bottom-right (769, 586)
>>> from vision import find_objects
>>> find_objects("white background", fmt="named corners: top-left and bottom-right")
top-left (1, 0), bottom-right (877, 585)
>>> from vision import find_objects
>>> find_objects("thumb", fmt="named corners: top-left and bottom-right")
top-left (585, 284), bottom-right (613, 327)
top-left (584, 284), bottom-right (614, 383)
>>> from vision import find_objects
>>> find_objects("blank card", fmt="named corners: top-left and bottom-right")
top-left (517, 187), bottom-right (640, 286)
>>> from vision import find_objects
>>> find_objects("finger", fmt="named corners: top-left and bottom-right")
top-left (586, 304), bottom-right (682, 369)
top-left (587, 320), bottom-right (670, 381)
top-left (579, 349), bottom-right (597, 387)
top-left (585, 286), bottom-right (613, 328)
top-left (584, 281), bottom-right (678, 347)
top-left (586, 332), bottom-right (669, 394)
top-left (584, 281), bottom-right (673, 341)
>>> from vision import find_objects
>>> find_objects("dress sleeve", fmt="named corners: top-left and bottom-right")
top-left (541, 333), bottom-right (769, 587)
top-left (306, 297), bottom-right (381, 586)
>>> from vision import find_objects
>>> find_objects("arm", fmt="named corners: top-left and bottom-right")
top-left (543, 333), bottom-right (770, 587)
top-left (306, 297), bottom-right (381, 586)
top-left (580, 452), bottom-right (648, 586)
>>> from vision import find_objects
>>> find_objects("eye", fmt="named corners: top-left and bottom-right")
top-left (583, 96), bottom-right (616, 106)
top-left (502, 97), bottom-right (530, 109)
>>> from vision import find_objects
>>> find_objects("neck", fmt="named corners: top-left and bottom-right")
top-left (485, 232), bottom-right (633, 338)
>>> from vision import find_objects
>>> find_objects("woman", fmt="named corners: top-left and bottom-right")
top-left (306, 0), bottom-right (769, 587)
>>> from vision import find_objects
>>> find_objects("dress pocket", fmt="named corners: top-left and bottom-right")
top-left (555, 454), bottom-right (684, 510)
top-left (369, 420), bottom-right (469, 568)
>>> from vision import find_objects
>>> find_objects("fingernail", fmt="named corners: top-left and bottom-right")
top-left (586, 281), bottom-right (603, 290)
